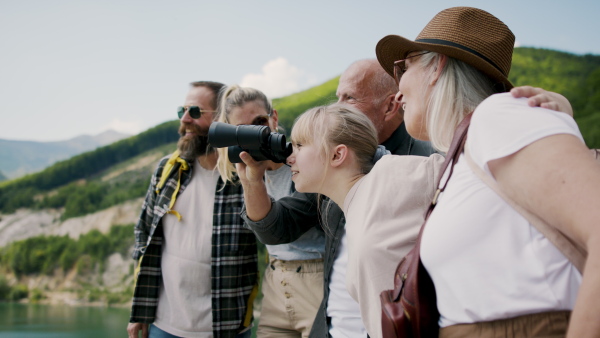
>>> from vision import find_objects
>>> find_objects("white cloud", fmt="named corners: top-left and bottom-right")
top-left (514, 40), bottom-right (521, 48)
top-left (240, 57), bottom-right (318, 98)
top-left (103, 118), bottom-right (144, 136)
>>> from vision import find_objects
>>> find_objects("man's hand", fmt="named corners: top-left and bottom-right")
top-left (127, 322), bottom-right (149, 338)
top-left (511, 86), bottom-right (574, 117)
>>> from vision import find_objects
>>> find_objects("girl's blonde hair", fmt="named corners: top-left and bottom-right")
top-left (416, 51), bottom-right (497, 153)
top-left (215, 85), bottom-right (274, 183)
top-left (291, 103), bottom-right (378, 175)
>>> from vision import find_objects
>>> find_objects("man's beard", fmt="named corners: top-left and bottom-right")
top-left (177, 123), bottom-right (214, 160)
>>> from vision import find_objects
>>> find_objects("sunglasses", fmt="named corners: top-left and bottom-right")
top-left (250, 114), bottom-right (272, 126)
top-left (393, 51), bottom-right (431, 85)
top-left (177, 106), bottom-right (216, 119)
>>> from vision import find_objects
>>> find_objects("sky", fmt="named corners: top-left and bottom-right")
top-left (1, 0), bottom-right (599, 142)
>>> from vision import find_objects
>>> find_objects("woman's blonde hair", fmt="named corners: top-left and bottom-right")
top-left (416, 51), bottom-right (497, 153)
top-left (215, 85), bottom-right (274, 183)
top-left (291, 103), bottom-right (378, 176)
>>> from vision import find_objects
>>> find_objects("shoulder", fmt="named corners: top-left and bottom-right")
top-left (369, 154), bottom-right (444, 185)
top-left (472, 93), bottom-right (530, 122)
top-left (152, 153), bottom-right (178, 176)
top-left (410, 139), bottom-right (436, 156)
top-left (373, 153), bottom-right (443, 170)
top-left (156, 154), bottom-right (171, 168)
top-left (477, 92), bottom-right (520, 109)
top-left (472, 92), bottom-right (578, 128)
top-left (469, 93), bottom-right (583, 167)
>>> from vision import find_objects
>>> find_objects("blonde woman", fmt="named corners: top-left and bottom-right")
top-left (375, 6), bottom-right (599, 337)
top-left (215, 85), bottom-right (325, 338)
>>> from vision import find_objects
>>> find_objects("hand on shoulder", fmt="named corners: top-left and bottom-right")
top-left (510, 86), bottom-right (573, 117)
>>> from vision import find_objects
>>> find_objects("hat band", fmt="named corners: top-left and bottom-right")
top-left (416, 38), bottom-right (504, 75)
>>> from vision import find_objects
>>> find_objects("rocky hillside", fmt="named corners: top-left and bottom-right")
top-left (0, 142), bottom-right (174, 305)
top-left (0, 201), bottom-right (141, 306)
top-left (0, 198), bottom-right (142, 248)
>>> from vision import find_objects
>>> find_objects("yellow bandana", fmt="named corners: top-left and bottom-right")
top-left (155, 150), bottom-right (189, 221)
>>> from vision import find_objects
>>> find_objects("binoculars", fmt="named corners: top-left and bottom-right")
top-left (208, 122), bottom-right (292, 163)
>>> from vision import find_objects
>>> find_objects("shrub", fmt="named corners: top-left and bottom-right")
top-left (0, 224), bottom-right (135, 277)
top-left (29, 288), bottom-right (45, 302)
top-left (8, 284), bottom-right (28, 301)
top-left (0, 276), bottom-right (10, 300)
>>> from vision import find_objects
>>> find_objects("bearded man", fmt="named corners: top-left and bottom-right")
top-left (127, 81), bottom-right (258, 338)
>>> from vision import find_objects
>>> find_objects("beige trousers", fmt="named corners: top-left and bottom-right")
top-left (256, 258), bottom-right (324, 338)
top-left (439, 311), bottom-right (571, 338)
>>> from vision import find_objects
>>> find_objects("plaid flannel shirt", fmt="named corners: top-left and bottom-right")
top-left (130, 154), bottom-right (259, 337)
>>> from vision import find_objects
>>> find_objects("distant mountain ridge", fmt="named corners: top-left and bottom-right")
top-left (0, 130), bottom-right (130, 180)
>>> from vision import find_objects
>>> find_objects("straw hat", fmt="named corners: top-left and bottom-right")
top-left (376, 7), bottom-right (515, 90)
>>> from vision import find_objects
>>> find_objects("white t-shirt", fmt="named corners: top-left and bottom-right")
top-left (327, 230), bottom-right (367, 337)
top-left (343, 154), bottom-right (444, 338)
top-left (421, 93), bottom-right (583, 328)
top-left (154, 161), bottom-right (219, 337)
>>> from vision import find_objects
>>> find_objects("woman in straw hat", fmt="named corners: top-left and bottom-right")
top-left (376, 6), bottom-right (598, 337)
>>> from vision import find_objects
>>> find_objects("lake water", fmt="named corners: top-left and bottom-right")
top-left (0, 303), bottom-right (130, 338)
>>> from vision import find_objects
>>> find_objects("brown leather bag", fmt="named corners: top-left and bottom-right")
top-left (380, 114), bottom-right (473, 338)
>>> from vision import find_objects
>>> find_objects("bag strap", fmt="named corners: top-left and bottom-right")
top-left (390, 112), bottom-right (474, 321)
top-left (425, 113), bottom-right (473, 219)
top-left (463, 145), bottom-right (586, 273)
top-left (404, 112), bottom-right (474, 277)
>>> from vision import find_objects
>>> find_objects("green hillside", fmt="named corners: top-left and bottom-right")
top-left (273, 76), bottom-right (340, 131)
top-left (510, 48), bottom-right (600, 147)
top-left (0, 120), bottom-right (179, 214)
top-left (0, 47), bottom-right (598, 217)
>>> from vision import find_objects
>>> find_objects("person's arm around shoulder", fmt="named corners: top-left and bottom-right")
top-left (488, 133), bottom-right (600, 338)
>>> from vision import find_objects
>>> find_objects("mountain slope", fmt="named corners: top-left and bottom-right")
top-left (0, 130), bottom-right (130, 179)
top-left (0, 121), bottom-right (179, 213)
